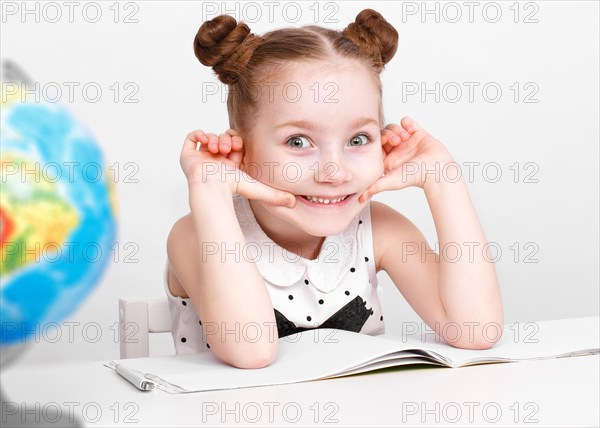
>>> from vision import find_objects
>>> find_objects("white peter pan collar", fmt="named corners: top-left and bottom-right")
top-left (234, 195), bottom-right (360, 293)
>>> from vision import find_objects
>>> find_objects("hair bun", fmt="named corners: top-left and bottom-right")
top-left (194, 14), bottom-right (262, 85)
top-left (342, 9), bottom-right (398, 71)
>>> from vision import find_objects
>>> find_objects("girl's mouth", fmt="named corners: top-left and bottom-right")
top-left (298, 193), bottom-right (355, 207)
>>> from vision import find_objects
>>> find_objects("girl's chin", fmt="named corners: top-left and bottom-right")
top-left (293, 218), bottom-right (351, 238)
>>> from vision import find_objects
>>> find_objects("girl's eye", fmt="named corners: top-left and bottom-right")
top-left (348, 134), bottom-right (370, 147)
top-left (286, 135), bottom-right (311, 150)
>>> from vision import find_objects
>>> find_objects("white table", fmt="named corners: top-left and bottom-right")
top-left (1, 353), bottom-right (598, 427)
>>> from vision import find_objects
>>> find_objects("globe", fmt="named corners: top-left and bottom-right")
top-left (0, 61), bottom-right (118, 351)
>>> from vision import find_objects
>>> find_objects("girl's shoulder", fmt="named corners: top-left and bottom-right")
top-left (369, 201), bottom-right (425, 274)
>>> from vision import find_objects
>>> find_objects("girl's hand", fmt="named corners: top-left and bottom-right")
top-left (180, 129), bottom-right (296, 207)
top-left (204, 128), bottom-right (244, 159)
top-left (359, 117), bottom-right (456, 202)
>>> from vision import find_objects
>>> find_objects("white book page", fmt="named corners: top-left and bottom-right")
top-left (383, 316), bottom-right (600, 367)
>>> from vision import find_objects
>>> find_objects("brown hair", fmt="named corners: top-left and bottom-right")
top-left (194, 9), bottom-right (398, 136)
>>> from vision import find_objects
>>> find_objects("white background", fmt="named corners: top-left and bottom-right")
top-left (1, 0), bottom-right (598, 365)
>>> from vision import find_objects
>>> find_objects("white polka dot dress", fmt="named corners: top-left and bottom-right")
top-left (164, 193), bottom-right (385, 355)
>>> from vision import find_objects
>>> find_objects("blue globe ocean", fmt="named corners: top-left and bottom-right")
top-left (0, 65), bottom-right (118, 347)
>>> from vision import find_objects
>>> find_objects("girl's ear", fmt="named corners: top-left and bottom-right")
top-left (225, 128), bottom-right (240, 137)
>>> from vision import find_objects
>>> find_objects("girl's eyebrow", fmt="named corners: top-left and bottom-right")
top-left (274, 116), bottom-right (379, 132)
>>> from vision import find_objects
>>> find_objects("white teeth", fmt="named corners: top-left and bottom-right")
top-left (305, 195), bottom-right (348, 204)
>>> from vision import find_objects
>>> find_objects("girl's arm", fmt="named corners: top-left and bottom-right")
top-left (365, 118), bottom-right (503, 349)
top-left (167, 130), bottom-right (295, 368)
top-left (425, 171), bottom-right (504, 342)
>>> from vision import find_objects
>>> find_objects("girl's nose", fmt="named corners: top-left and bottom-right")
top-left (313, 152), bottom-right (352, 184)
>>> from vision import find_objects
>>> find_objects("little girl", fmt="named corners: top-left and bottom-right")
top-left (165, 9), bottom-right (503, 369)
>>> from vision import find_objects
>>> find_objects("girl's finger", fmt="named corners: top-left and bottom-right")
top-left (206, 133), bottom-right (219, 153)
top-left (379, 129), bottom-right (390, 146)
top-left (222, 128), bottom-right (244, 151)
top-left (385, 123), bottom-right (410, 141)
top-left (235, 169), bottom-right (296, 208)
top-left (231, 135), bottom-right (244, 151)
top-left (400, 116), bottom-right (423, 134)
top-left (381, 127), bottom-right (400, 141)
top-left (383, 150), bottom-right (414, 174)
top-left (184, 130), bottom-right (209, 151)
top-left (359, 170), bottom-right (409, 203)
top-left (218, 133), bottom-right (232, 156)
top-left (380, 129), bottom-right (401, 153)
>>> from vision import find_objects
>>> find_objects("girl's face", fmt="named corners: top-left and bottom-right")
top-left (241, 59), bottom-right (385, 244)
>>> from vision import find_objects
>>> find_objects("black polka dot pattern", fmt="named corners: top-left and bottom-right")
top-left (345, 290), bottom-right (350, 296)
top-left (181, 337), bottom-right (186, 343)
top-left (359, 220), bottom-right (363, 224)
top-left (365, 257), bottom-right (369, 262)
top-left (304, 279), bottom-right (309, 285)
top-left (288, 295), bottom-right (294, 300)
top-left (207, 343), bottom-right (210, 348)
top-left (307, 316), bottom-right (312, 321)
top-left (181, 301), bottom-right (186, 306)
top-left (318, 299), bottom-right (324, 305)
top-left (350, 267), bottom-right (355, 273)
top-left (380, 316), bottom-right (383, 321)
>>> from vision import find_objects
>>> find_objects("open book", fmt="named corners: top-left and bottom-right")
top-left (104, 316), bottom-right (599, 394)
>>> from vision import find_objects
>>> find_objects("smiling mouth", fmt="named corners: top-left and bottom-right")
top-left (298, 194), bottom-right (355, 205)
